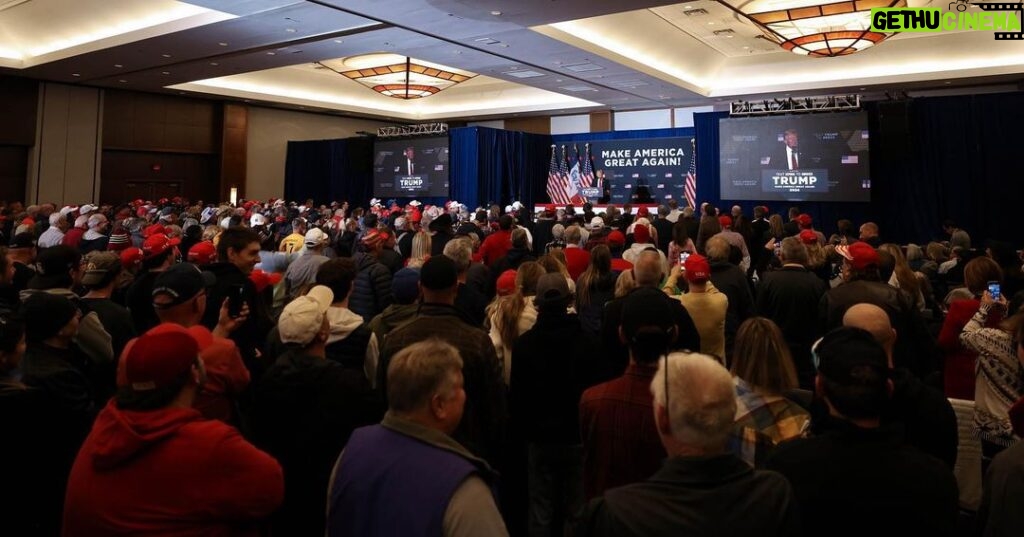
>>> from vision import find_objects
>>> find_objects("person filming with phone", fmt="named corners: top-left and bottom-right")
top-left (202, 227), bottom-right (272, 377)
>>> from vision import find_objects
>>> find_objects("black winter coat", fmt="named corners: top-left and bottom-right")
top-left (349, 252), bottom-right (393, 323)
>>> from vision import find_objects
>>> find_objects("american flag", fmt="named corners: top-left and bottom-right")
top-left (546, 145), bottom-right (569, 204)
top-left (684, 138), bottom-right (697, 209)
top-left (580, 143), bottom-right (594, 188)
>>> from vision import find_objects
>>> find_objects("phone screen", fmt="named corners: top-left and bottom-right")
top-left (988, 281), bottom-right (1001, 301)
top-left (679, 252), bottom-right (690, 265)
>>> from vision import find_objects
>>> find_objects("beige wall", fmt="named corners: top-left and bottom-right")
top-left (246, 107), bottom-right (385, 201)
top-left (28, 83), bottom-right (102, 205)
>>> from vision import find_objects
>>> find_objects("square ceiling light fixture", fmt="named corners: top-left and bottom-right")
top-left (718, 0), bottom-right (906, 57)
top-left (316, 53), bottom-right (476, 99)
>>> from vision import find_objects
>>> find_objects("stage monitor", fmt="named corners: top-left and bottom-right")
top-left (373, 137), bottom-right (450, 198)
top-left (718, 112), bottom-right (871, 202)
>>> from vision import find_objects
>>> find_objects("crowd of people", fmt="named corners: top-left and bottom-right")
top-left (0, 195), bottom-right (1022, 536)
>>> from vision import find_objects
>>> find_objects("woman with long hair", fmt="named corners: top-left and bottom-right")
top-left (487, 261), bottom-right (545, 385)
top-left (614, 268), bottom-right (636, 298)
top-left (405, 230), bottom-right (432, 268)
top-left (939, 257), bottom-right (1005, 399)
top-left (575, 245), bottom-right (616, 334)
top-left (960, 291), bottom-right (1024, 467)
top-left (728, 317), bottom-right (809, 467)
top-left (539, 252), bottom-right (575, 293)
top-left (879, 243), bottom-right (924, 311)
top-left (667, 220), bottom-right (696, 267)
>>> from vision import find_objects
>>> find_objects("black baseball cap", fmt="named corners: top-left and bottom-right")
top-left (813, 326), bottom-right (889, 384)
top-left (9, 232), bottom-right (36, 249)
top-left (152, 263), bottom-right (216, 308)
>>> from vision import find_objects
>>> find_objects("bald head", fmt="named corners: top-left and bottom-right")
top-left (634, 250), bottom-right (664, 286)
top-left (842, 303), bottom-right (896, 365)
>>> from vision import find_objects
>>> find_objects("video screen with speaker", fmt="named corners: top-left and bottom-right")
top-left (373, 137), bottom-right (450, 198)
top-left (718, 111), bottom-right (871, 202)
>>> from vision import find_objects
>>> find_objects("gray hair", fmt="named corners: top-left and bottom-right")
top-left (651, 352), bottom-right (737, 449)
top-left (387, 339), bottom-right (463, 413)
top-left (443, 237), bottom-right (473, 273)
top-left (564, 225), bottom-right (582, 246)
top-left (780, 237), bottom-right (808, 265)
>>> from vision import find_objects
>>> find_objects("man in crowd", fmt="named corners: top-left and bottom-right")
top-left (368, 267), bottom-right (420, 351)
top-left (705, 236), bottom-right (754, 354)
top-left (563, 225), bottom-right (591, 280)
top-left (582, 287), bottom-right (676, 500)
top-left (858, 221), bottom-right (881, 248)
top-left (653, 205), bottom-right (674, 256)
top-left (126, 232), bottom-right (179, 334)
top-left (350, 228), bottom-right (393, 322)
top-left (378, 255), bottom-right (506, 464)
top-left (712, 215), bottom-right (751, 272)
top-left (315, 258), bottom-right (381, 385)
top-left (841, 303), bottom-right (958, 468)
top-left (80, 251), bottom-right (136, 359)
top-left (279, 217), bottom-right (307, 253)
top-left (63, 323), bottom-right (284, 535)
top-left (942, 219), bottom-right (971, 251)
top-left (149, 262), bottom-right (250, 423)
top-left (577, 352), bottom-right (799, 536)
top-left (766, 327), bottom-right (958, 537)
top-left (444, 237), bottom-right (488, 327)
top-left (479, 215), bottom-right (513, 267)
top-left (756, 237), bottom-right (828, 387)
top-left (251, 285), bottom-right (383, 536)
top-left (284, 227), bottom-right (330, 301)
top-left (327, 339), bottom-right (508, 537)
top-left (203, 226), bottom-right (270, 375)
top-left (601, 251), bottom-right (700, 375)
top-left (37, 212), bottom-right (67, 248)
top-left (820, 241), bottom-right (935, 378)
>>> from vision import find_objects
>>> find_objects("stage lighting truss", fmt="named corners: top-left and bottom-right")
top-left (377, 123), bottom-right (449, 137)
top-left (729, 95), bottom-right (861, 116)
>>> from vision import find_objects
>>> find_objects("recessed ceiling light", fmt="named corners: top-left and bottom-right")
top-left (210, 62), bottom-right (219, 66)
top-left (267, 51), bottom-right (276, 55)
top-left (334, 39), bottom-right (343, 43)
top-left (162, 53), bottom-right (172, 58)
top-left (500, 44), bottom-right (509, 47)
top-left (684, 5), bottom-right (692, 8)
top-left (114, 64), bottom-right (123, 68)
top-left (859, 87), bottom-right (866, 90)
top-left (944, 81), bottom-right (952, 84)
top-left (71, 73), bottom-right (80, 77)
top-left (218, 42), bottom-right (228, 46)
top-left (161, 71), bottom-right (170, 75)
top-left (742, 46), bottom-right (749, 49)
top-left (119, 79), bottom-right (127, 83)
top-left (285, 28), bottom-right (296, 33)
top-left (708, 22), bottom-right (715, 25)
top-left (491, 10), bottom-right (502, 15)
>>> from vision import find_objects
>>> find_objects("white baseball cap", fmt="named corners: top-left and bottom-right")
top-left (79, 204), bottom-right (96, 215)
top-left (278, 285), bottom-right (333, 345)
top-left (250, 213), bottom-right (267, 227)
top-left (304, 228), bottom-right (328, 247)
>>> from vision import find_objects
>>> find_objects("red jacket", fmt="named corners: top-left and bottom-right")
top-left (938, 298), bottom-right (1003, 400)
top-left (63, 402), bottom-right (283, 536)
top-left (479, 230), bottom-right (511, 267)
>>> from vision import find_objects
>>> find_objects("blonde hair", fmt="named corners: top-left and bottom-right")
top-left (407, 230), bottom-right (432, 268)
top-left (880, 243), bottom-right (920, 297)
top-left (486, 262), bottom-right (544, 351)
top-left (730, 317), bottom-right (798, 394)
top-left (614, 268), bottom-right (636, 298)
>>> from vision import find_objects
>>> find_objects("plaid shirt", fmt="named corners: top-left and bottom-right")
top-left (729, 377), bottom-right (810, 468)
top-left (579, 363), bottom-right (666, 500)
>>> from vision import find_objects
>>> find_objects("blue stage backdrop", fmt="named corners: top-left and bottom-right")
top-left (285, 91), bottom-right (1024, 245)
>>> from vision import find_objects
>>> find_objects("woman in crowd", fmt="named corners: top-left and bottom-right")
top-left (539, 252), bottom-right (575, 293)
top-left (960, 290), bottom-right (1024, 467)
top-left (667, 220), bottom-right (696, 266)
top-left (906, 244), bottom-right (926, 272)
top-left (939, 257), bottom-right (1005, 399)
top-left (614, 268), bottom-right (636, 298)
top-left (800, 230), bottom-right (832, 283)
top-left (487, 261), bottom-right (545, 385)
top-left (728, 317), bottom-right (809, 468)
top-left (405, 230), bottom-right (431, 268)
top-left (575, 245), bottom-right (616, 334)
top-left (695, 204), bottom-right (721, 254)
top-left (880, 243), bottom-right (926, 311)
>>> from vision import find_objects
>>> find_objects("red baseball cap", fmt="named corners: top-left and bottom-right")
top-left (798, 229), bottom-right (818, 245)
top-left (796, 213), bottom-right (813, 227)
top-left (143, 224), bottom-right (167, 238)
top-left (633, 224), bottom-right (651, 244)
top-left (683, 253), bottom-right (711, 282)
top-left (607, 230), bottom-right (626, 246)
top-left (187, 240), bottom-right (217, 265)
top-left (119, 323), bottom-right (214, 391)
top-left (636, 206), bottom-right (650, 218)
top-left (142, 233), bottom-right (181, 258)
top-left (496, 269), bottom-right (518, 296)
top-left (836, 242), bottom-right (880, 271)
top-left (120, 247), bottom-right (144, 270)
top-left (718, 215), bottom-right (733, 228)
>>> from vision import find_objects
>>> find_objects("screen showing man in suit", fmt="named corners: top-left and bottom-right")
top-left (718, 112), bottom-right (870, 202)
top-left (373, 136), bottom-right (450, 197)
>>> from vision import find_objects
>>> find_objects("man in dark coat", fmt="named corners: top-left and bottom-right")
top-left (349, 229), bottom-right (393, 323)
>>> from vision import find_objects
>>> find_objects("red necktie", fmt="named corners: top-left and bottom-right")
top-left (790, 151), bottom-right (798, 170)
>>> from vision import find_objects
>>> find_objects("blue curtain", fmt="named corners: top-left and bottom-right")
top-left (284, 138), bottom-right (373, 206)
top-left (449, 126), bottom-right (550, 211)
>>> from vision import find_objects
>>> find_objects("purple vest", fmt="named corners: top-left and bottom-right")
top-left (327, 424), bottom-right (486, 537)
